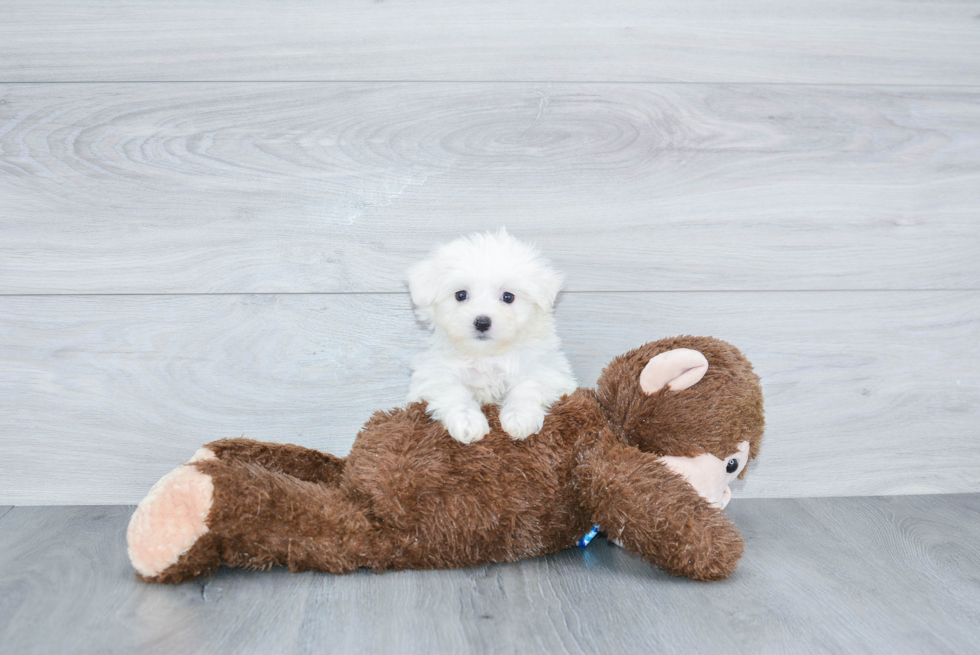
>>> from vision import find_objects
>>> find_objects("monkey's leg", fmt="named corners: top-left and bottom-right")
top-left (192, 437), bottom-right (346, 486)
top-left (127, 458), bottom-right (389, 584)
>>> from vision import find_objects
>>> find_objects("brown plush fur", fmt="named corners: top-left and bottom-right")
top-left (136, 335), bottom-right (764, 584)
top-left (598, 336), bottom-right (765, 467)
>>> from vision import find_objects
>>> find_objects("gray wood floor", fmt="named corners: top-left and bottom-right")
top-left (1, 495), bottom-right (978, 654)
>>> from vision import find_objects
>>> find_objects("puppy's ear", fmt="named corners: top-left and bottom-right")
top-left (406, 257), bottom-right (443, 309)
top-left (524, 265), bottom-right (564, 310)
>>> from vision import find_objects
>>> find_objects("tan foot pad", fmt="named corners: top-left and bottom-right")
top-left (127, 465), bottom-right (214, 578)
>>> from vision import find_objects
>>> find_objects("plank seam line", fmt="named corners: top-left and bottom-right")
top-left (760, 491), bottom-right (980, 502)
top-left (1, 80), bottom-right (979, 88)
top-left (0, 289), bottom-right (976, 298)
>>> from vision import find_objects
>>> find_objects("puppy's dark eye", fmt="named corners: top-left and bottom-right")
top-left (726, 459), bottom-right (739, 474)
top-left (501, 292), bottom-right (515, 304)
top-left (455, 290), bottom-right (467, 301)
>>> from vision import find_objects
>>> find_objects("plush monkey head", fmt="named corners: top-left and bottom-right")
top-left (595, 335), bottom-right (765, 508)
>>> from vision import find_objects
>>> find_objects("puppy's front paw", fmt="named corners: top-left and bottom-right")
top-left (445, 407), bottom-right (491, 444)
top-left (500, 404), bottom-right (545, 440)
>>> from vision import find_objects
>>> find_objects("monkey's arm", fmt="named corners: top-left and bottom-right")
top-left (577, 433), bottom-right (744, 581)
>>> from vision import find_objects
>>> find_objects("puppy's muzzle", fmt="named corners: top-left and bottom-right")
top-left (473, 316), bottom-right (492, 333)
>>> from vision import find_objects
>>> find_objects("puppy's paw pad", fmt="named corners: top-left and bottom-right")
top-left (500, 406), bottom-right (545, 440)
top-left (127, 465), bottom-right (213, 579)
top-left (445, 408), bottom-right (491, 444)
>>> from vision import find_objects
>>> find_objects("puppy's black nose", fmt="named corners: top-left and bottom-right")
top-left (474, 316), bottom-right (492, 332)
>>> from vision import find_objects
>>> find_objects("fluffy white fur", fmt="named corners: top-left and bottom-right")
top-left (407, 229), bottom-right (577, 444)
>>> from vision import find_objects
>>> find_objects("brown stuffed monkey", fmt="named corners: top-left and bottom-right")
top-left (127, 335), bottom-right (764, 583)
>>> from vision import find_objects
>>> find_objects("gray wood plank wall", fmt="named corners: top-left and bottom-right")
top-left (4, 1), bottom-right (979, 84)
top-left (1, 1), bottom-right (978, 504)
top-left (3, 83), bottom-right (978, 294)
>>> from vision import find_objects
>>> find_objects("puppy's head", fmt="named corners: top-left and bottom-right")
top-left (407, 228), bottom-right (564, 356)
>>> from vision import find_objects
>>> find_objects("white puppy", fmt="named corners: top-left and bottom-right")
top-left (407, 229), bottom-right (577, 444)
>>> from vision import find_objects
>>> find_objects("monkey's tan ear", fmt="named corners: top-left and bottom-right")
top-left (639, 348), bottom-right (709, 394)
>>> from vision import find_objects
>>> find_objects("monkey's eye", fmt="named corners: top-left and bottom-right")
top-left (501, 292), bottom-right (515, 304)
top-left (455, 290), bottom-right (468, 301)
top-left (726, 458), bottom-right (739, 474)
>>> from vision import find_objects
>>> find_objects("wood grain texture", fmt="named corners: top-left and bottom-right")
top-left (2, 1), bottom-right (979, 84)
top-left (1, 291), bottom-right (977, 505)
top-left (2, 83), bottom-right (978, 293)
top-left (1, 497), bottom-right (978, 654)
